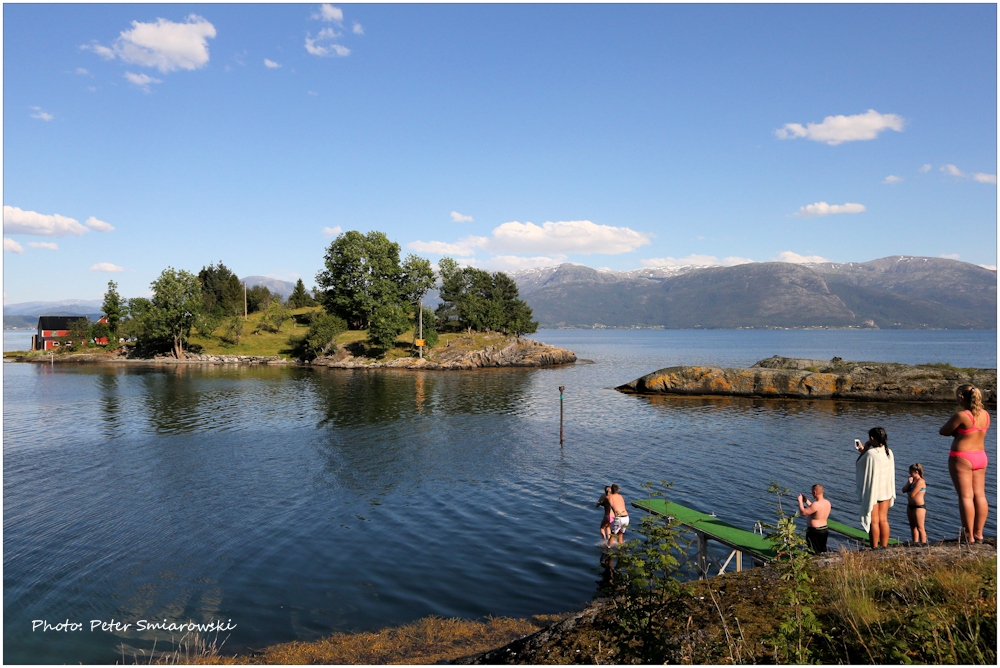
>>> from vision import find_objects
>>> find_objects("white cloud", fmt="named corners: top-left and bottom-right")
top-left (4, 238), bottom-right (24, 254)
top-left (29, 106), bottom-right (54, 121)
top-left (305, 28), bottom-right (350, 57)
top-left (941, 164), bottom-right (997, 184)
top-left (774, 251), bottom-right (831, 264)
top-left (883, 175), bottom-right (903, 184)
top-left (124, 71), bottom-right (162, 92)
top-left (264, 58), bottom-right (281, 69)
top-left (90, 262), bottom-right (124, 273)
top-left (775, 109), bottom-right (905, 145)
top-left (794, 202), bottom-right (866, 217)
top-left (314, 4), bottom-right (344, 23)
top-left (27, 242), bottom-right (58, 250)
top-left (482, 255), bottom-right (568, 271)
top-left (352, 22), bottom-right (364, 35)
top-left (408, 240), bottom-right (480, 256)
top-left (85, 217), bottom-right (115, 232)
top-left (450, 211), bottom-right (474, 223)
top-left (106, 15), bottom-right (216, 73)
top-left (76, 67), bottom-right (90, 75)
top-left (979, 264), bottom-right (997, 271)
top-left (3, 206), bottom-right (89, 236)
top-left (939, 253), bottom-right (961, 260)
top-left (919, 164), bottom-right (932, 173)
top-left (81, 42), bottom-right (116, 60)
top-left (640, 255), bottom-right (753, 268)
top-left (484, 220), bottom-right (651, 255)
top-left (322, 226), bottom-right (343, 237)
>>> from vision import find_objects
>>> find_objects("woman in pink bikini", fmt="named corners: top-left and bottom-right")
top-left (939, 384), bottom-right (990, 543)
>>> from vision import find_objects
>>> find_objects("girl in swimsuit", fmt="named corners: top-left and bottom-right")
top-left (596, 486), bottom-right (613, 545)
top-left (901, 463), bottom-right (927, 544)
top-left (939, 384), bottom-right (990, 543)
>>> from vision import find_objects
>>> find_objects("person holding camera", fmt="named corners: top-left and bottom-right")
top-left (855, 427), bottom-right (895, 548)
top-left (798, 484), bottom-right (831, 553)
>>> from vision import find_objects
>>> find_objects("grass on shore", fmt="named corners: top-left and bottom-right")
top-left (154, 545), bottom-right (995, 665)
top-left (150, 616), bottom-right (554, 665)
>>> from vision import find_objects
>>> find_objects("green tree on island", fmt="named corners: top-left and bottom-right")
top-left (315, 230), bottom-right (436, 351)
top-left (287, 278), bottom-right (317, 308)
top-left (436, 257), bottom-right (537, 336)
top-left (150, 268), bottom-right (204, 359)
top-left (101, 280), bottom-right (125, 342)
top-left (197, 261), bottom-right (243, 317)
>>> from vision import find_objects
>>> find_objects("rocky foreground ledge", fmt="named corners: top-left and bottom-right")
top-left (314, 337), bottom-right (576, 370)
top-left (617, 356), bottom-right (997, 404)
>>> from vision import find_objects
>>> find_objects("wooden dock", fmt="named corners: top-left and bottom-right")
top-left (632, 498), bottom-right (898, 579)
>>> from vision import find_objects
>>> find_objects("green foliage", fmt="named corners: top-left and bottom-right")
top-left (316, 230), bottom-right (412, 329)
top-left (303, 312), bottom-right (347, 358)
top-left (223, 315), bottom-right (245, 345)
top-left (418, 306), bottom-right (438, 348)
top-left (435, 257), bottom-right (538, 335)
top-left (91, 321), bottom-right (111, 343)
top-left (197, 261), bottom-right (243, 316)
top-left (367, 302), bottom-right (410, 351)
top-left (605, 481), bottom-right (684, 664)
top-left (287, 278), bottom-right (316, 308)
top-left (150, 267), bottom-right (204, 359)
top-left (763, 482), bottom-right (823, 664)
top-left (256, 300), bottom-right (291, 334)
top-left (246, 285), bottom-right (274, 314)
top-left (101, 280), bottom-right (125, 340)
top-left (68, 317), bottom-right (91, 343)
top-left (401, 255), bottom-right (436, 305)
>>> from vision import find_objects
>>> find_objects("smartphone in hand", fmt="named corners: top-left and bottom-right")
top-left (854, 438), bottom-right (864, 452)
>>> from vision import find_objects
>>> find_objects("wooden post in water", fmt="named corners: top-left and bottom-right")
top-left (559, 386), bottom-right (565, 444)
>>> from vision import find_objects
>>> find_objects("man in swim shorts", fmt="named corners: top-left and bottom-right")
top-left (607, 484), bottom-right (629, 546)
top-left (798, 484), bottom-right (831, 553)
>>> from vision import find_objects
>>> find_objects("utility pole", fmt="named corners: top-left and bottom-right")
top-left (418, 301), bottom-right (423, 359)
top-left (244, 282), bottom-right (248, 320)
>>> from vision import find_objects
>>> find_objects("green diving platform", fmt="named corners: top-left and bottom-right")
top-left (826, 518), bottom-right (900, 546)
top-left (632, 499), bottom-right (778, 579)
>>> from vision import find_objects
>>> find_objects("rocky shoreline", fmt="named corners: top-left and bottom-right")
top-left (5, 338), bottom-right (577, 370)
top-left (313, 337), bottom-right (577, 370)
top-left (617, 356), bottom-right (997, 404)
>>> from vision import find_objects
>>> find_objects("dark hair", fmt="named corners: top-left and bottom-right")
top-left (604, 485), bottom-right (612, 494)
top-left (611, 484), bottom-right (620, 494)
top-left (867, 426), bottom-right (891, 459)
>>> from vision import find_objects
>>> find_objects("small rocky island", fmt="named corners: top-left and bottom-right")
top-left (314, 336), bottom-right (576, 370)
top-left (617, 356), bottom-right (997, 404)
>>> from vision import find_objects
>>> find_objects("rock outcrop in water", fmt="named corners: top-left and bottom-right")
top-left (617, 356), bottom-right (997, 404)
top-left (314, 337), bottom-right (576, 370)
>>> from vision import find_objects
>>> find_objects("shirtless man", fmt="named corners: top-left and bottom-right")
top-left (607, 484), bottom-right (629, 547)
top-left (798, 485), bottom-right (832, 553)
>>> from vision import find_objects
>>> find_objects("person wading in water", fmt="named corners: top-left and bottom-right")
top-left (607, 484), bottom-right (629, 547)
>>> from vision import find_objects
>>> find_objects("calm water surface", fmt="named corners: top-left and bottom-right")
top-left (3, 329), bottom-right (997, 663)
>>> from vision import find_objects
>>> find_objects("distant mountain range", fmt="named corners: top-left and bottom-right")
top-left (5, 258), bottom-right (995, 330)
top-left (508, 256), bottom-right (997, 329)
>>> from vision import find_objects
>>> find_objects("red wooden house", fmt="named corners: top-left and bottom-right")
top-left (32, 316), bottom-right (110, 350)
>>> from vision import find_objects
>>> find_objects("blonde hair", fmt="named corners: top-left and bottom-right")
top-left (909, 463), bottom-right (924, 478)
top-left (956, 384), bottom-right (984, 417)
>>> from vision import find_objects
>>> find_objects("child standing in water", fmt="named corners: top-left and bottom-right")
top-left (596, 486), bottom-right (613, 545)
top-left (902, 463), bottom-right (928, 544)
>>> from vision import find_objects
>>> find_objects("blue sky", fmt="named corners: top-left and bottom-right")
top-left (3, 3), bottom-right (997, 303)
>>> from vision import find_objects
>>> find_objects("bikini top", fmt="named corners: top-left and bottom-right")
top-left (956, 410), bottom-right (991, 434)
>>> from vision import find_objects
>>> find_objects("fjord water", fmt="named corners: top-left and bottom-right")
top-left (3, 329), bottom-right (997, 664)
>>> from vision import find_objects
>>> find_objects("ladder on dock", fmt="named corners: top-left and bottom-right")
top-left (632, 499), bottom-right (778, 579)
